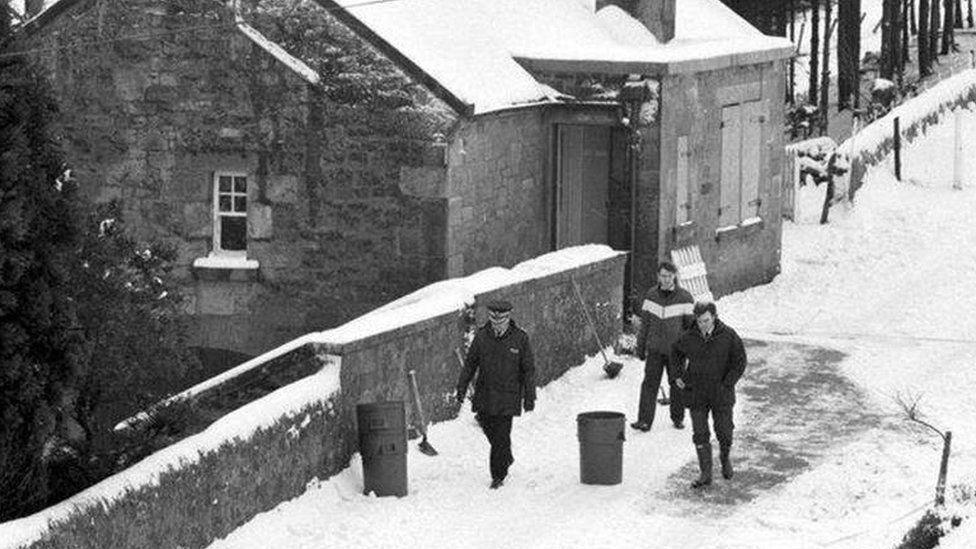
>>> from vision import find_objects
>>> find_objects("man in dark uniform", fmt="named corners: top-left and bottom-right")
top-left (671, 302), bottom-right (747, 488)
top-left (456, 299), bottom-right (536, 489)
top-left (631, 261), bottom-right (694, 432)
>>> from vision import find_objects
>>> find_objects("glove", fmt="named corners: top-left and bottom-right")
top-left (456, 390), bottom-right (465, 404)
top-left (675, 378), bottom-right (686, 390)
top-left (523, 400), bottom-right (535, 412)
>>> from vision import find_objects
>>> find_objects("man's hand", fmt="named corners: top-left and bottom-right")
top-left (675, 378), bottom-right (686, 390)
top-left (523, 400), bottom-right (535, 412)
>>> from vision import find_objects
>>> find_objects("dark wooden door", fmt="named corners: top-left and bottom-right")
top-left (556, 125), bottom-right (610, 248)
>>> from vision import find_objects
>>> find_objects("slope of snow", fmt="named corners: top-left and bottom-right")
top-left (206, 105), bottom-right (976, 549)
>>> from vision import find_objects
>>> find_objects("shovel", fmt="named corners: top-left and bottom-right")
top-left (570, 278), bottom-right (624, 379)
top-left (407, 369), bottom-right (438, 456)
top-left (658, 386), bottom-right (671, 406)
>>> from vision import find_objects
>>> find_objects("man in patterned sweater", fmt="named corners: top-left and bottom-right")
top-left (631, 261), bottom-right (694, 432)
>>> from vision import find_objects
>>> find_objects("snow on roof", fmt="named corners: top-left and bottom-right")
top-left (0, 362), bottom-right (340, 549)
top-left (333, 0), bottom-right (791, 114)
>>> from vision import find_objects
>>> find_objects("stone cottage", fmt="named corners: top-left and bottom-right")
top-left (18, 0), bottom-right (791, 365)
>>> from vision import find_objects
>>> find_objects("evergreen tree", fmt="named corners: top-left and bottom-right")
top-left (1, 6), bottom-right (89, 520)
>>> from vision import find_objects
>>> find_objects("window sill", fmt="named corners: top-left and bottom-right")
top-left (715, 217), bottom-right (765, 242)
top-left (192, 254), bottom-right (260, 282)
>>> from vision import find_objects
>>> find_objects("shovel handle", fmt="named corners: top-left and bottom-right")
top-left (407, 370), bottom-right (429, 436)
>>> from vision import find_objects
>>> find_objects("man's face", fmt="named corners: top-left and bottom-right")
top-left (658, 269), bottom-right (676, 289)
top-left (489, 311), bottom-right (511, 332)
top-left (696, 311), bottom-right (715, 334)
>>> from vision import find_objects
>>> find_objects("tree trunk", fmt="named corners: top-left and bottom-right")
top-left (821, 0), bottom-right (834, 134)
top-left (941, 0), bottom-right (954, 53)
top-left (838, 0), bottom-right (862, 111)
top-left (919, 0), bottom-right (932, 76)
top-left (968, 0), bottom-right (973, 27)
top-left (810, 0), bottom-right (821, 104)
top-left (789, 0), bottom-right (796, 103)
top-left (881, 0), bottom-right (899, 78)
top-left (903, 0), bottom-right (911, 70)
top-left (930, 0), bottom-right (941, 62)
top-left (955, 0), bottom-right (964, 26)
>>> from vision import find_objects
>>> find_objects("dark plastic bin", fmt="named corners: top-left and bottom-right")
top-left (577, 411), bottom-right (626, 485)
top-left (356, 401), bottom-right (408, 497)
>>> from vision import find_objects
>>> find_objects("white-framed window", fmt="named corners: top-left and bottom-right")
top-left (213, 172), bottom-right (248, 255)
top-left (719, 100), bottom-right (763, 228)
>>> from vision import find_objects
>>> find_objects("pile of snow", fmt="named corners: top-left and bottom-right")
top-left (0, 363), bottom-right (341, 549)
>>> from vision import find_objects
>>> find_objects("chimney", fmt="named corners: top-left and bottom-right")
top-left (596, 0), bottom-right (676, 43)
top-left (25, 0), bottom-right (46, 19)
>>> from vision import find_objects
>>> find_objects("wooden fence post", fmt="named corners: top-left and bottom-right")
top-left (935, 430), bottom-right (952, 506)
top-left (894, 116), bottom-right (902, 180)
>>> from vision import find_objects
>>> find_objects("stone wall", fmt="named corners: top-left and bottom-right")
top-left (5, 249), bottom-right (627, 549)
top-left (657, 60), bottom-right (786, 298)
top-left (22, 0), bottom-right (459, 357)
top-left (444, 110), bottom-right (549, 277)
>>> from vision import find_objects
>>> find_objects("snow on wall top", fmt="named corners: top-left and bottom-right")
top-left (0, 362), bottom-right (341, 549)
top-left (333, 0), bottom-right (791, 113)
top-left (837, 69), bottom-right (976, 158)
top-left (313, 244), bottom-right (625, 345)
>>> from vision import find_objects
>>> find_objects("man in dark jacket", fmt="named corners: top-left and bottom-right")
top-left (631, 261), bottom-right (694, 432)
top-left (456, 299), bottom-right (536, 489)
top-left (671, 301), bottom-right (747, 488)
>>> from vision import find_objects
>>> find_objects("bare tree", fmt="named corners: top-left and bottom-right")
top-left (820, 0), bottom-right (835, 133)
top-left (969, 0), bottom-right (974, 27)
top-left (903, 0), bottom-right (911, 72)
top-left (930, 0), bottom-right (941, 63)
top-left (920, 0), bottom-right (932, 76)
top-left (895, 392), bottom-right (953, 507)
top-left (955, 0), bottom-right (964, 26)
top-left (881, 0), bottom-right (902, 79)
top-left (941, 0), bottom-right (955, 54)
top-left (838, 0), bottom-right (862, 110)
top-left (810, 0), bottom-right (821, 104)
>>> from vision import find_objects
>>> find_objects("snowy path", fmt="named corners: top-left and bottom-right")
top-left (210, 107), bottom-right (976, 548)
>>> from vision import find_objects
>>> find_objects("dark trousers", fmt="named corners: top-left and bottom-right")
top-left (477, 414), bottom-right (514, 481)
top-left (690, 404), bottom-right (734, 448)
top-left (637, 353), bottom-right (685, 426)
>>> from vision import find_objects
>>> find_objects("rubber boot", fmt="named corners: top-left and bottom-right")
top-left (720, 445), bottom-right (733, 480)
top-left (691, 443), bottom-right (713, 489)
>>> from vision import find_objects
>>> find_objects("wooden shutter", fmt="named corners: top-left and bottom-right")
top-left (740, 101), bottom-right (763, 221)
top-left (719, 105), bottom-right (741, 227)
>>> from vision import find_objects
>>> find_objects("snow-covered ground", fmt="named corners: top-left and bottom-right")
top-left (206, 108), bottom-right (976, 548)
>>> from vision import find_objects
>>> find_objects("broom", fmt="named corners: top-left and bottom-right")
top-left (570, 277), bottom-right (624, 379)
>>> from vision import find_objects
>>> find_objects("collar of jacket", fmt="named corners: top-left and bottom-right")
top-left (694, 318), bottom-right (727, 341)
top-left (485, 318), bottom-right (518, 339)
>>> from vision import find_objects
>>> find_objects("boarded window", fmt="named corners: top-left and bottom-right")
top-left (214, 173), bottom-right (248, 254)
top-left (719, 100), bottom-right (763, 226)
top-left (676, 135), bottom-right (690, 225)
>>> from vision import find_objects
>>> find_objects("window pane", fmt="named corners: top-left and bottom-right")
top-left (234, 196), bottom-right (247, 213)
top-left (234, 176), bottom-right (247, 193)
top-left (219, 176), bottom-right (232, 192)
top-left (220, 216), bottom-right (247, 251)
top-left (219, 195), bottom-right (232, 212)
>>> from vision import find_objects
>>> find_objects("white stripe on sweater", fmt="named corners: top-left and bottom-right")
top-left (641, 300), bottom-right (692, 319)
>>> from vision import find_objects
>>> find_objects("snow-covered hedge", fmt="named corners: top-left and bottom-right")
top-left (838, 69), bottom-right (976, 198)
top-left (0, 365), bottom-right (343, 549)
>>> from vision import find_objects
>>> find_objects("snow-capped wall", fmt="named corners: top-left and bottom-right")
top-left (839, 69), bottom-right (976, 198)
top-left (1, 245), bottom-right (628, 549)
